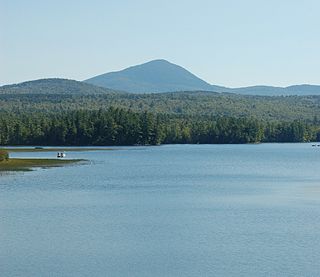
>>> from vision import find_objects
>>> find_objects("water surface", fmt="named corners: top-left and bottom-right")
top-left (1, 144), bottom-right (320, 276)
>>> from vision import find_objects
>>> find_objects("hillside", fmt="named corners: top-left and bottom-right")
top-left (0, 78), bottom-right (121, 95)
top-left (0, 90), bottom-right (319, 122)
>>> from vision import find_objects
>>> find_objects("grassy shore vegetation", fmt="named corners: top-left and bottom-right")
top-left (0, 149), bottom-right (85, 172)
top-left (0, 158), bottom-right (84, 172)
top-left (0, 150), bottom-right (9, 161)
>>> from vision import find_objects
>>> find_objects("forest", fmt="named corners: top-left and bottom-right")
top-left (1, 92), bottom-right (319, 122)
top-left (1, 79), bottom-right (320, 145)
top-left (0, 108), bottom-right (319, 146)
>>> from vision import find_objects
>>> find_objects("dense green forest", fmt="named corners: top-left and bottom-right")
top-left (1, 92), bottom-right (320, 122)
top-left (1, 79), bottom-right (319, 145)
top-left (0, 108), bottom-right (319, 146)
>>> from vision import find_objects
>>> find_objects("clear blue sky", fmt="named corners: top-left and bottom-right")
top-left (1, 0), bottom-right (319, 87)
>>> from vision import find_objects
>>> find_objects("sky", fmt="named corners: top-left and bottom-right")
top-left (1, 0), bottom-right (319, 87)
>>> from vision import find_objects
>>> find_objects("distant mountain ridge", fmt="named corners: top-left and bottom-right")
top-left (84, 59), bottom-right (320, 96)
top-left (1, 60), bottom-right (320, 96)
top-left (0, 78), bottom-right (120, 95)
top-left (228, 84), bottom-right (320, 96)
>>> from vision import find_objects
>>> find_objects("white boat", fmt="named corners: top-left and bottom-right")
top-left (57, 152), bottom-right (66, 158)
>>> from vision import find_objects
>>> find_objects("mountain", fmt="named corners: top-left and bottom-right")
top-left (2, 62), bottom-right (320, 96)
top-left (229, 86), bottom-right (285, 96)
top-left (0, 78), bottom-right (120, 95)
top-left (285, 85), bottom-right (320, 96)
top-left (84, 59), bottom-right (320, 96)
top-left (229, 84), bottom-right (320, 96)
top-left (84, 59), bottom-right (227, 93)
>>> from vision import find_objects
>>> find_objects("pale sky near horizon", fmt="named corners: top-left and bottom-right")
top-left (1, 0), bottom-right (319, 87)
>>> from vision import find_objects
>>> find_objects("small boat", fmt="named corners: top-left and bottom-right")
top-left (57, 152), bottom-right (66, 158)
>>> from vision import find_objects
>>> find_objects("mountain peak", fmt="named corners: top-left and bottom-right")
top-left (129, 59), bottom-right (174, 67)
top-left (84, 59), bottom-right (217, 93)
top-left (145, 59), bottom-right (171, 64)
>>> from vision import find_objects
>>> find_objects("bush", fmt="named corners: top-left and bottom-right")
top-left (0, 150), bottom-right (9, 162)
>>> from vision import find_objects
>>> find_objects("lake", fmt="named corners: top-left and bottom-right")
top-left (1, 144), bottom-right (320, 276)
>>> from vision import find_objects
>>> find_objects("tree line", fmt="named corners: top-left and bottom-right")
top-left (0, 108), bottom-right (319, 146)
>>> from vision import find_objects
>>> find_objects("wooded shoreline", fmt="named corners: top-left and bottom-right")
top-left (1, 108), bottom-right (319, 146)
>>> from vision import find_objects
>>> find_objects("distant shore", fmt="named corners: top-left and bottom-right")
top-left (3, 147), bottom-right (116, 153)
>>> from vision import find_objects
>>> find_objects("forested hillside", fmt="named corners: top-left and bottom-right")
top-left (0, 78), bottom-right (121, 95)
top-left (1, 79), bottom-right (319, 145)
top-left (0, 91), bottom-right (319, 122)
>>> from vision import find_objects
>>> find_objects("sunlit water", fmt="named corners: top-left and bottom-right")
top-left (1, 144), bottom-right (320, 277)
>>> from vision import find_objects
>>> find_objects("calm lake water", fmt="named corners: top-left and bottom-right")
top-left (1, 144), bottom-right (320, 277)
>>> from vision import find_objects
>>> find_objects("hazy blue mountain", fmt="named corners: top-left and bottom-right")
top-left (84, 59), bottom-right (227, 93)
top-left (0, 78), bottom-right (121, 95)
top-left (229, 85), bottom-right (320, 96)
top-left (285, 85), bottom-right (320, 95)
top-left (229, 86), bottom-right (286, 96)
top-left (84, 59), bottom-right (320, 96)
top-left (2, 62), bottom-right (320, 96)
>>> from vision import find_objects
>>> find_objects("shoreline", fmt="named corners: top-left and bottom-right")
top-left (0, 158), bottom-right (85, 172)
top-left (3, 147), bottom-right (116, 153)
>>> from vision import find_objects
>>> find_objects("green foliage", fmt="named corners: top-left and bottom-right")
top-left (0, 108), bottom-right (318, 146)
top-left (0, 150), bottom-right (9, 162)
top-left (0, 92), bottom-right (319, 122)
